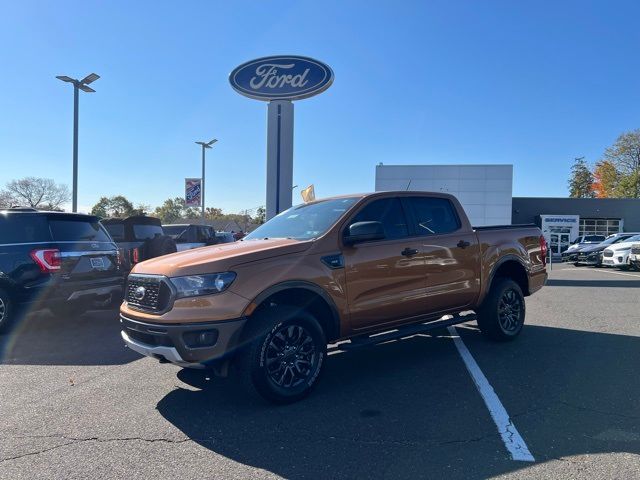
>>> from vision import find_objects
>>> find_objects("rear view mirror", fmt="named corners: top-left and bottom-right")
top-left (344, 221), bottom-right (385, 245)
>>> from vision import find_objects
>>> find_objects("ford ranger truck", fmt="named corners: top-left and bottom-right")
top-left (120, 192), bottom-right (547, 403)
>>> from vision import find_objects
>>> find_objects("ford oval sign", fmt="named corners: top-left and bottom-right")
top-left (229, 55), bottom-right (334, 101)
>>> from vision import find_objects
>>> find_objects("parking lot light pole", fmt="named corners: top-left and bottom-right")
top-left (195, 138), bottom-right (218, 224)
top-left (56, 73), bottom-right (100, 213)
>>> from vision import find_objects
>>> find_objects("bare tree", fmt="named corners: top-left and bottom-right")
top-left (2, 177), bottom-right (71, 209)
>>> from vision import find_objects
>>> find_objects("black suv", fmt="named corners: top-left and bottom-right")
top-left (102, 216), bottom-right (177, 272)
top-left (0, 208), bottom-right (124, 332)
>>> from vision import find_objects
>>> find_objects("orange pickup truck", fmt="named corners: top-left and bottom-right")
top-left (120, 192), bottom-right (547, 403)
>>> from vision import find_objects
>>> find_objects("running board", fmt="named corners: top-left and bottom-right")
top-left (338, 313), bottom-right (477, 351)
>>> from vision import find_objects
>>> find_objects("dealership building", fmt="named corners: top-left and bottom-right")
top-left (375, 164), bottom-right (640, 254)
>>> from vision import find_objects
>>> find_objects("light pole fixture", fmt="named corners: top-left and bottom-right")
top-left (56, 73), bottom-right (100, 212)
top-left (195, 138), bottom-right (218, 223)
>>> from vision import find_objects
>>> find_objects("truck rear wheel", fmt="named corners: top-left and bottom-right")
top-left (234, 306), bottom-right (326, 404)
top-left (477, 278), bottom-right (525, 341)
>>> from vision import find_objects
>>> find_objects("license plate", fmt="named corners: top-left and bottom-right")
top-left (90, 257), bottom-right (105, 269)
top-left (603, 259), bottom-right (613, 264)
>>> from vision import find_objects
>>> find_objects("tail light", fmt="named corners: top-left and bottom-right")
top-left (539, 235), bottom-right (548, 266)
top-left (132, 247), bottom-right (140, 264)
top-left (30, 248), bottom-right (62, 273)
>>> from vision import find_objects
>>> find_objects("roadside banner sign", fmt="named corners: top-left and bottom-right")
top-left (301, 184), bottom-right (315, 203)
top-left (185, 178), bottom-right (202, 207)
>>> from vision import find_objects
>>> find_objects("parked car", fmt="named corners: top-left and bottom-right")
top-left (561, 235), bottom-right (606, 262)
top-left (120, 192), bottom-right (547, 403)
top-left (215, 231), bottom-right (236, 244)
top-left (0, 208), bottom-right (124, 332)
top-left (628, 244), bottom-right (640, 271)
top-left (162, 224), bottom-right (218, 251)
top-left (102, 216), bottom-right (177, 271)
top-left (575, 233), bottom-right (640, 267)
top-left (601, 234), bottom-right (640, 269)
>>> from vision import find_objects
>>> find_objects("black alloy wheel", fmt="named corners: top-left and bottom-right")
top-left (265, 324), bottom-right (318, 389)
top-left (497, 288), bottom-right (523, 333)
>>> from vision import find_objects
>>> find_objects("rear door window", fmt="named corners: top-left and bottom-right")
top-left (0, 214), bottom-right (51, 243)
top-left (49, 218), bottom-right (112, 242)
top-left (407, 197), bottom-right (461, 235)
top-left (349, 198), bottom-right (408, 240)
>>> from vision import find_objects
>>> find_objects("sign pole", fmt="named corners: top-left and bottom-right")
top-left (266, 100), bottom-right (294, 220)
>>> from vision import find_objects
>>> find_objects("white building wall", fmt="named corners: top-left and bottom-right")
top-left (375, 164), bottom-right (513, 226)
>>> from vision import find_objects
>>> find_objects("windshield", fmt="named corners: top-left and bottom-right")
top-left (162, 225), bottom-right (187, 239)
top-left (133, 224), bottom-right (164, 240)
top-left (619, 234), bottom-right (640, 244)
top-left (244, 198), bottom-right (359, 241)
top-left (49, 219), bottom-right (112, 242)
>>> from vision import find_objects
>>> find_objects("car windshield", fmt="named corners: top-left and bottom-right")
top-left (104, 223), bottom-right (125, 242)
top-left (162, 225), bottom-right (187, 239)
top-left (620, 234), bottom-right (640, 243)
top-left (244, 198), bottom-right (359, 241)
top-left (49, 219), bottom-right (112, 242)
top-left (133, 224), bottom-right (164, 240)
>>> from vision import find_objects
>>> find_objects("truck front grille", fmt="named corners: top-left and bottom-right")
top-left (126, 275), bottom-right (172, 313)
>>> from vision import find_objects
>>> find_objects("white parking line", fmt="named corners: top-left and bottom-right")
top-left (447, 326), bottom-right (535, 462)
top-left (561, 267), bottom-right (640, 278)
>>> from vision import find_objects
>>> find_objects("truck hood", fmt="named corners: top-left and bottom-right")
top-left (131, 238), bottom-right (312, 277)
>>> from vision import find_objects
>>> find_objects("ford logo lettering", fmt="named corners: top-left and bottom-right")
top-left (229, 55), bottom-right (334, 101)
top-left (134, 286), bottom-right (146, 301)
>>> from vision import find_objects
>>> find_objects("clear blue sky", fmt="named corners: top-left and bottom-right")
top-left (1, 1), bottom-right (639, 213)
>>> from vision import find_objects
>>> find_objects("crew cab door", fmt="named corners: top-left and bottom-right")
top-left (342, 197), bottom-right (427, 330)
top-left (404, 196), bottom-right (480, 313)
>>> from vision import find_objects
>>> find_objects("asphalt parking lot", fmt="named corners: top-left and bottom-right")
top-left (1, 265), bottom-right (639, 479)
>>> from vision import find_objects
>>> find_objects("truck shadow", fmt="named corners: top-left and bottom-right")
top-left (0, 307), bottom-right (138, 366)
top-left (156, 324), bottom-right (640, 479)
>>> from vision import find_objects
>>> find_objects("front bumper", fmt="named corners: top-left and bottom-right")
top-left (120, 314), bottom-right (247, 368)
top-left (576, 252), bottom-right (603, 265)
top-left (601, 252), bottom-right (629, 267)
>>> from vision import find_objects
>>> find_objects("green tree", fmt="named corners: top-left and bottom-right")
top-left (254, 206), bottom-right (266, 225)
top-left (603, 129), bottom-right (640, 198)
top-left (568, 157), bottom-right (595, 198)
top-left (153, 197), bottom-right (198, 223)
top-left (90, 195), bottom-right (146, 218)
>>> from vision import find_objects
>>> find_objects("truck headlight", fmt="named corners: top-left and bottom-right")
top-left (170, 272), bottom-right (236, 298)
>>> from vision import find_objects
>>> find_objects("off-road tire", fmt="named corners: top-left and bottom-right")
top-left (0, 288), bottom-right (13, 334)
top-left (145, 235), bottom-right (177, 259)
top-left (234, 306), bottom-right (327, 404)
top-left (477, 278), bottom-right (526, 342)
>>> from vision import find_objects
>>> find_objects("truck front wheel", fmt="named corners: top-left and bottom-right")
top-left (477, 278), bottom-right (525, 341)
top-left (234, 306), bottom-right (326, 404)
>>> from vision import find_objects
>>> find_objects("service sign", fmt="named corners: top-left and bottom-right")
top-left (229, 55), bottom-right (334, 101)
top-left (185, 178), bottom-right (202, 207)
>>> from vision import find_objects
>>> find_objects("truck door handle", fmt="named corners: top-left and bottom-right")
top-left (457, 240), bottom-right (471, 249)
top-left (401, 247), bottom-right (419, 257)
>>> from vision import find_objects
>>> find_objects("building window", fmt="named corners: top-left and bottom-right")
top-left (579, 218), bottom-right (622, 237)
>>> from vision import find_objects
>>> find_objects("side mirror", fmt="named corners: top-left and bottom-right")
top-left (344, 221), bottom-right (385, 245)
